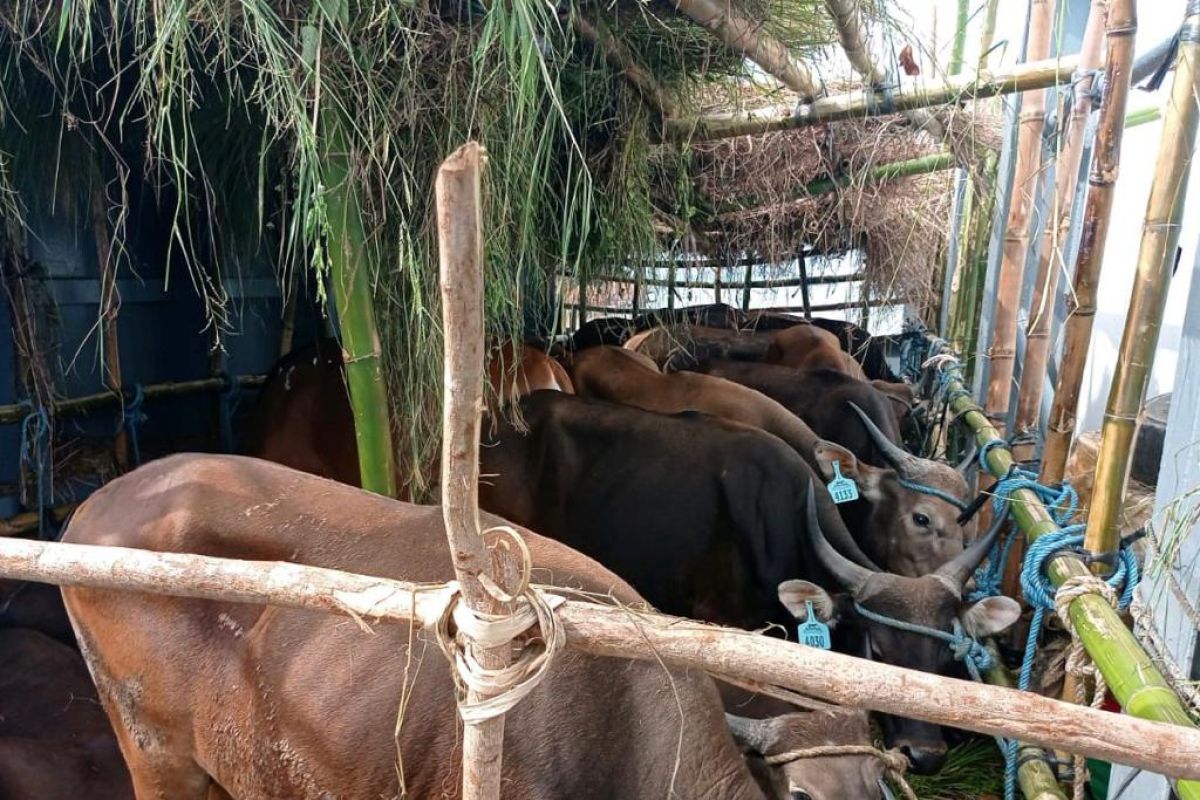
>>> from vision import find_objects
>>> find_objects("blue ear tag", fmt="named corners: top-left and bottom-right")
top-left (797, 600), bottom-right (832, 649)
top-left (827, 460), bottom-right (859, 504)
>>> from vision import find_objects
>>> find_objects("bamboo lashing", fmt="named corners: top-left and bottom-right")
top-left (1013, 1), bottom-right (1108, 456)
top-left (1040, 0), bottom-right (1138, 484)
top-left (1, 535), bottom-right (1200, 781)
top-left (936, 363), bottom-right (1200, 800)
top-left (661, 54), bottom-right (1080, 142)
top-left (1083, 1), bottom-right (1200, 573)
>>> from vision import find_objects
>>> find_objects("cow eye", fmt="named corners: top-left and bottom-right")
top-left (911, 512), bottom-right (931, 528)
top-left (791, 791), bottom-right (814, 800)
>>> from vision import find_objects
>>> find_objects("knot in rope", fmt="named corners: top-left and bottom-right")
top-left (764, 743), bottom-right (917, 800)
top-left (991, 465), bottom-right (1079, 527)
top-left (853, 603), bottom-right (993, 678)
top-left (434, 526), bottom-right (565, 725)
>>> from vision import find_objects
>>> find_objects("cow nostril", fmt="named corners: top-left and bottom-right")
top-left (899, 744), bottom-right (947, 775)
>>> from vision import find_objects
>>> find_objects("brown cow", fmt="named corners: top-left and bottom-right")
top-left (626, 324), bottom-right (774, 369)
top-left (0, 628), bottom-right (133, 799)
top-left (568, 347), bottom-right (961, 577)
top-left (62, 455), bottom-right (886, 800)
top-left (248, 338), bottom-right (571, 490)
top-left (767, 323), bottom-right (866, 378)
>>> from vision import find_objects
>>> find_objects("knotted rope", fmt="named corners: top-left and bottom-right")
top-left (433, 526), bottom-right (565, 725)
top-left (764, 743), bottom-right (918, 800)
top-left (852, 602), bottom-right (994, 679)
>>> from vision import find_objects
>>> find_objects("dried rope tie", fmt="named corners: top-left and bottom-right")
top-left (764, 744), bottom-right (918, 800)
top-left (434, 526), bottom-right (566, 725)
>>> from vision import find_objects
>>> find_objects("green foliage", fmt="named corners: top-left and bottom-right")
top-left (906, 739), bottom-right (1006, 799)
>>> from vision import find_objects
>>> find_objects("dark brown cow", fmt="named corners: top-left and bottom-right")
top-left (61, 455), bottom-right (884, 800)
top-left (625, 324), bottom-right (774, 368)
top-left (0, 577), bottom-right (76, 648)
top-left (477, 393), bottom-right (1017, 772)
top-left (0, 628), bottom-right (133, 799)
top-left (766, 323), bottom-right (866, 378)
top-left (248, 338), bottom-right (571, 489)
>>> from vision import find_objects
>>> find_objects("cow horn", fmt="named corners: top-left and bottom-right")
top-left (806, 482), bottom-right (873, 593)
top-left (725, 714), bottom-right (771, 754)
top-left (846, 402), bottom-right (921, 476)
top-left (933, 523), bottom-right (1002, 591)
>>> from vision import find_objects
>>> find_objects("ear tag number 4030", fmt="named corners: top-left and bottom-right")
top-left (798, 600), bottom-right (831, 649)
top-left (827, 460), bottom-right (859, 504)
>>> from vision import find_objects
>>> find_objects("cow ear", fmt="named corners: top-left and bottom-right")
top-left (960, 596), bottom-right (1022, 638)
top-left (778, 579), bottom-right (837, 622)
top-left (812, 441), bottom-right (884, 501)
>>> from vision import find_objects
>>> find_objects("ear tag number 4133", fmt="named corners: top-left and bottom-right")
top-left (827, 460), bottom-right (859, 504)
top-left (798, 600), bottom-right (831, 650)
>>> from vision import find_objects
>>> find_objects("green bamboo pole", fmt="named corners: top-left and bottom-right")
top-left (939, 366), bottom-right (1200, 800)
top-left (321, 112), bottom-right (398, 498)
top-left (1125, 105), bottom-right (1163, 128)
top-left (714, 152), bottom-right (956, 216)
top-left (949, 0), bottom-right (970, 75)
top-left (982, 645), bottom-right (1068, 800)
top-left (1084, 5), bottom-right (1200, 572)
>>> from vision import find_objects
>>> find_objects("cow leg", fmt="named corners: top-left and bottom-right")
top-left (112, 732), bottom-right (211, 800)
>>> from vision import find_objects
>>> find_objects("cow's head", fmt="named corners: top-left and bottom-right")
top-left (810, 403), bottom-right (974, 576)
top-left (782, 490), bottom-right (1019, 774)
top-left (727, 709), bottom-right (888, 800)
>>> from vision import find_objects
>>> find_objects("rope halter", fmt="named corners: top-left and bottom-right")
top-left (764, 744), bottom-right (918, 800)
top-left (852, 601), bottom-right (994, 680)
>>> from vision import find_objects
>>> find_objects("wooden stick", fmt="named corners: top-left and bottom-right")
top-left (568, 11), bottom-right (676, 118)
top-left (0, 375), bottom-right (267, 425)
top-left (1013, 0), bottom-right (1108, 455)
top-left (1083, 3), bottom-right (1200, 572)
top-left (3, 536), bottom-right (1200, 781)
top-left (1040, 0), bottom-right (1137, 485)
top-left (672, 0), bottom-right (822, 99)
top-left (661, 54), bottom-right (1079, 142)
top-left (436, 142), bottom-right (517, 800)
top-left (90, 181), bottom-right (128, 470)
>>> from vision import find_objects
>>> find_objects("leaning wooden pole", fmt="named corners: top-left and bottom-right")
top-left (3, 535), bottom-right (1200, 782)
top-left (1083, 3), bottom-right (1200, 572)
top-left (673, 0), bottom-right (823, 99)
top-left (984, 0), bottom-right (1057, 439)
top-left (661, 54), bottom-right (1080, 142)
top-left (90, 182), bottom-right (127, 470)
top-left (322, 113), bottom-right (398, 497)
top-left (436, 142), bottom-right (520, 800)
top-left (1013, 0), bottom-right (1109, 451)
top-left (1041, 0), bottom-right (1137, 484)
top-left (823, 0), bottom-right (887, 84)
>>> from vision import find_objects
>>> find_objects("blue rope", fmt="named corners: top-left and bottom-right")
top-left (18, 402), bottom-right (52, 537)
top-left (122, 385), bottom-right (147, 467)
top-left (853, 602), bottom-right (995, 677)
top-left (896, 475), bottom-right (970, 511)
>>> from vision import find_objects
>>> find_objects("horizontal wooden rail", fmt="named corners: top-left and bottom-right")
top-left (579, 298), bottom-right (896, 317)
top-left (2, 536), bottom-right (1200, 780)
top-left (572, 272), bottom-right (865, 291)
top-left (0, 375), bottom-right (266, 425)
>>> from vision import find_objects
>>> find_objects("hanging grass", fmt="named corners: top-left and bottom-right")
top-left (906, 739), bottom-right (1006, 799)
top-left (0, 0), bottom-right (951, 494)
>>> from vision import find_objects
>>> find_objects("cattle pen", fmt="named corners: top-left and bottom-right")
top-left (1, 1), bottom-right (1200, 799)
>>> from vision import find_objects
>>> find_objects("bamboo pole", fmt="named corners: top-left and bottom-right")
top-left (1013, 1), bottom-right (1108, 455)
top-left (3, 535), bottom-right (1200, 781)
top-left (950, 0), bottom-right (970, 76)
top-left (979, 0), bottom-right (1001, 70)
top-left (715, 152), bottom-right (956, 214)
top-left (1083, 4), bottom-right (1200, 573)
top-left (568, 11), bottom-right (676, 117)
top-left (1040, 0), bottom-right (1137, 485)
top-left (435, 142), bottom-right (521, 800)
top-left (937, 364), bottom-right (1200, 800)
top-left (984, 0), bottom-right (1056, 438)
top-left (672, 0), bottom-right (823, 99)
top-left (661, 54), bottom-right (1080, 142)
top-left (823, 0), bottom-right (887, 85)
top-left (90, 182), bottom-right (127, 470)
top-left (0, 375), bottom-right (266, 425)
top-left (321, 113), bottom-right (398, 498)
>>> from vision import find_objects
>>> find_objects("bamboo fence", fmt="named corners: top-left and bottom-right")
top-left (1083, 2), bottom-right (1200, 569)
top-left (1041, 0), bottom-right (1138, 485)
